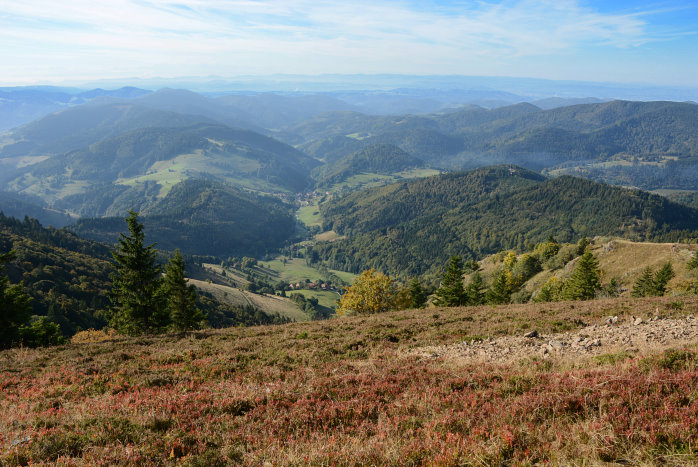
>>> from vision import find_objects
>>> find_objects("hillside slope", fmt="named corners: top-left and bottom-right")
top-left (311, 143), bottom-right (425, 188)
top-left (312, 166), bottom-right (698, 276)
top-left (70, 179), bottom-right (297, 257)
top-left (2, 295), bottom-right (697, 465)
top-left (6, 123), bottom-right (318, 215)
top-left (288, 100), bottom-right (698, 189)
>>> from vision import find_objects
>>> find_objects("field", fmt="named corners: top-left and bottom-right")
top-left (296, 202), bottom-right (322, 227)
top-left (288, 289), bottom-right (341, 309)
top-left (2, 295), bottom-right (698, 465)
top-left (256, 258), bottom-right (356, 286)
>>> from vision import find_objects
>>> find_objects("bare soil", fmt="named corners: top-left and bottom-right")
top-left (410, 314), bottom-right (698, 364)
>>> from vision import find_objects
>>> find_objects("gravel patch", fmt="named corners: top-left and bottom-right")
top-left (409, 315), bottom-right (698, 363)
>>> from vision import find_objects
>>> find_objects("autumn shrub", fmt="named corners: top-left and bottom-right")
top-left (70, 328), bottom-right (119, 344)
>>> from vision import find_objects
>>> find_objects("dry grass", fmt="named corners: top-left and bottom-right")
top-left (1, 295), bottom-right (697, 465)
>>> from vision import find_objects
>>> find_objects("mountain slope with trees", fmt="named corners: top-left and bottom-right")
top-left (311, 143), bottom-right (425, 188)
top-left (311, 166), bottom-right (698, 277)
top-left (70, 179), bottom-right (297, 257)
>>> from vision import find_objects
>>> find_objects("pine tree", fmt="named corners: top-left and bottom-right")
top-left (485, 269), bottom-right (511, 304)
top-left (109, 210), bottom-right (165, 335)
top-left (563, 251), bottom-right (601, 300)
top-left (652, 262), bottom-right (674, 296)
top-left (0, 250), bottom-right (33, 349)
top-left (464, 272), bottom-right (485, 306)
top-left (407, 278), bottom-right (427, 309)
top-left (163, 249), bottom-right (203, 332)
top-left (632, 266), bottom-right (655, 297)
top-left (433, 255), bottom-right (466, 306)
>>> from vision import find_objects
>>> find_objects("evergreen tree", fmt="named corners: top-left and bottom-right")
top-left (688, 252), bottom-right (698, 270)
top-left (632, 266), bottom-right (655, 297)
top-left (0, 250), bottom-right (33, 349)
top-left (485, 269), bottom-right (511, 305)
top-left (563, 251), bottom-right (601, 300)
top-left (653, 262), bottom-right (674, 296)
top-left (576, 237), bottom-right (591, 255)
top-left (163, 249), bottom-right (204, 332)
top-left (407, 278), bottom-right (427, 309)
top-left (464, 272), bottom-right (485, 306)
top-left (433, 255), bottom-right (466, 306)
top-left (109, 210), bottom-right (165, 335)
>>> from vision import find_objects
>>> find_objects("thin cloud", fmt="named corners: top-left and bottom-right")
top-left (0, 0), bottom-right (691, 83)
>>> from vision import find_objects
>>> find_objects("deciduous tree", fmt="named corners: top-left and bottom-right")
top-left (336, 268), bottom-right (397, 316)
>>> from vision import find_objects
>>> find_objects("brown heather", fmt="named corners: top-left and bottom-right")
top-left (1, 295), bottom-right (698, 465)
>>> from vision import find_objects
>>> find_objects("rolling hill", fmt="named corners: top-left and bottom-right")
top-left (5, 123), bottom-right (318, 216)
top-left (70, 179), bottom-right (298, 257)
top-left (311, 143), bottom-right (425, 188)
top-left (310, 166), bottom-right (698, 276)
top-left (286, 100), bottom-right (698, 190)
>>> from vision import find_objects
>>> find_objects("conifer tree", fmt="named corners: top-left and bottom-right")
top-left (485, 269), bottom-right (511, 304)
top-left (464, 272), bottom-right (485, 306)
top-left (433, 255), bottom-right (466, 306)
top-left (109, 210), bottom-right (165, 335)
top-left (563, 251), bottom-right (601, 300)
top-left (0, 250), bottom-right (33, 348)
top-left (407, 277), bottom-right (427, 309)
top-left (652, 262), bottom-right (674, 296)
top-left (163, 249), bottom-right (203, 331)
top-left (632, 266), bottom-right (655, 297)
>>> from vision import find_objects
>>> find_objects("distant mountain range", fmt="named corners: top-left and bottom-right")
top-left (2, 84), bottom-right (698, 261)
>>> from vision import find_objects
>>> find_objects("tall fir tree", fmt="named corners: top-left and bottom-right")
top-left (0, 250), bottom-right (33, 349)
top-left (163, 249), bottom-right (204, 331)
top-left (407, 277), bottom-right (427, 309)
top-left (434, 255), bottom-right (466, 306)
top-left (652, 262), bottom-right (674, 296)
top-left (485, 269), bottom-right (511, 305)
top-left (109, 210), bottom-right (165, 335)
top-left (563, 251), bottom-right (601, 300)
top-left (464, 272), bottom-right (485, 306)
top-left (632, 266), bottom-right (655, 297)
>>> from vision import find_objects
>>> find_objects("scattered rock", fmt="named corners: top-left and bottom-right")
top-left (410, 316), bottom-right (698, 364)
top-left (606, 316), bottom-right (619, 325)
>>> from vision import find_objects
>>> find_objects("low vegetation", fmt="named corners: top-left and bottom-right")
top-left (1, 295), bottom-right (697, 465)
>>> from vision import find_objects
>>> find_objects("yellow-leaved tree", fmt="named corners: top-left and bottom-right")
top-left (336, 268), bottom-right (397, 316)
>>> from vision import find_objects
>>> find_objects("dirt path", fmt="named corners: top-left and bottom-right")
top-left (410, 315), bottom-right (698, 363)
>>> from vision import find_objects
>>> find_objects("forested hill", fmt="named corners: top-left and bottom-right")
top-left (311, 143), bottom-right (425, 188)
top-left (288, 100), bottom-right (698, 189)
top-left (311, 166), bottom-right (698, 277)
top-left (70, 179), bottom-right (297, 257)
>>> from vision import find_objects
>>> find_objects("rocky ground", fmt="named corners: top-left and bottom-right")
top-left (410, 314), bottom-right (698, 363)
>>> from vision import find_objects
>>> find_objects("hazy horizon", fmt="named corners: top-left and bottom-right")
top-left (2, 1), bottom-right (697, 88)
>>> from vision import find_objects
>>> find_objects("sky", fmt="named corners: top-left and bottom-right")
top-left (1, 0), bottom-right (697, 87)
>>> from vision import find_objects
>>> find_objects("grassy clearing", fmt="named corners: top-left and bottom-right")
top-left (2, 295), bottom-right (698, 465)
top-left (296, 202), bottom-right (323, 227)
top-left (289, 289), bottom-right (341, 309)
top-left (257, 258), bottom-right (356, 285)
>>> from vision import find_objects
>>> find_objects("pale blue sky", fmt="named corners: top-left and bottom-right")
top-left (1, 0), bottom-right (696, 86)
